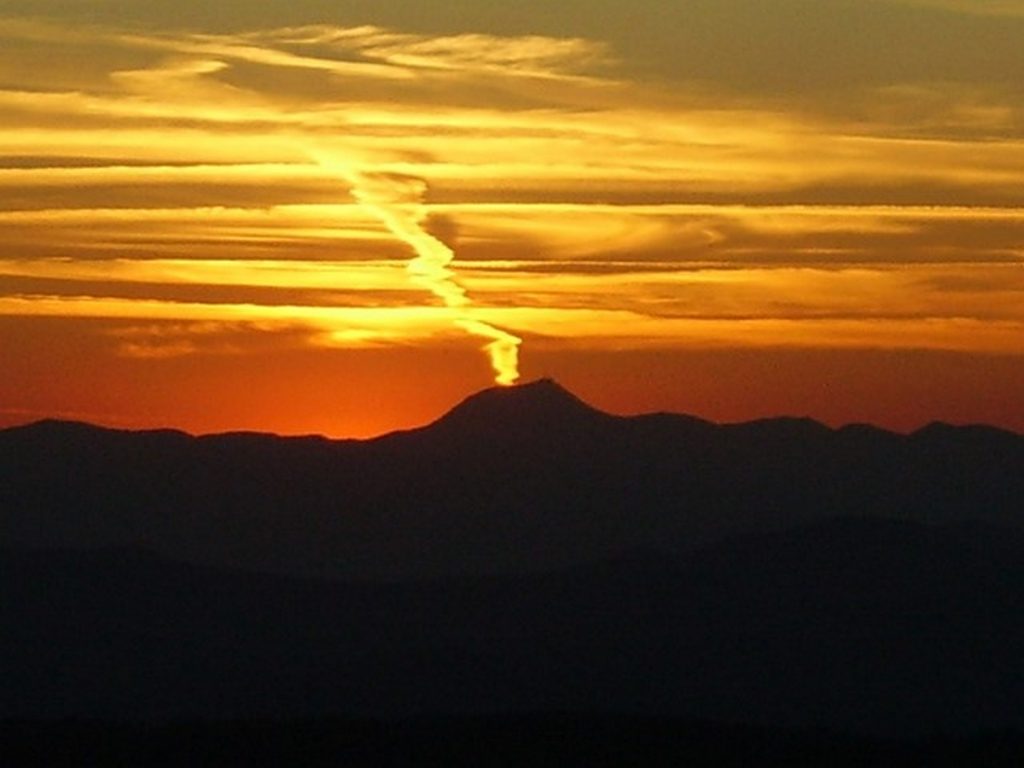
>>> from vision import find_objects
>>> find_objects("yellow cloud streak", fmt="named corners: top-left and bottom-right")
top-left (0, 294), bottom-right (455, 343)
top-left (0, 127), bottom-right (300, 165)
top-left (0, 204), bottom-right (383, 237)
top-left (6, 92), bottom-right (1024, 206)
top-left (3, 294), bottom-right (1020, 355)
top-left (4, 13), bottom-right (1024, 373)
top-left (0, 163), bottom-right (327, 189)
top-left (6, 32), bottom-right (1023, 203)
top-left (5, 253), bottom-right (1021, 323)
top-left (0, 257), bottom-right (408, 292)
top-left (313, 153), bottom-right (521, 385)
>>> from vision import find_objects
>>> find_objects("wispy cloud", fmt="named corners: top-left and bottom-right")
top-left (2, 11), bottom-right (1024, 372)
top-left (247, 24), bottom-right (611, 79)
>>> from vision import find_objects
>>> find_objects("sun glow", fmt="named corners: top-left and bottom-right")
top-left (2, 9), bottom-right (1024, 434)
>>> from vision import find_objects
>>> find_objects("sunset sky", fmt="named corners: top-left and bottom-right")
top-left (2, 0), bottom-right (1023, 437)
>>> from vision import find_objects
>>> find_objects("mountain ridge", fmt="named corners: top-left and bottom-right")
top-left (6, 377), bottom-right (1023, 442)
top-left (2, 378), bottom-right (1022, 580)
top-left (3, 379), bottom-right (1024, 737)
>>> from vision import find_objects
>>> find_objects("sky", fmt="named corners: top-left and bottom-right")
top-left (2, 0), bottom-right (1023, 437)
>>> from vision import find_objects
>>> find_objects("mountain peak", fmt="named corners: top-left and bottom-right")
top-left (428, 378), bottom-right (610, 439)
top-left (491, 376), bottom-right (581, 402)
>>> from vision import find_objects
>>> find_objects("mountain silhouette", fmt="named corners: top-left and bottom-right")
top-left (3, 379), bottom-right (1024, 743)
top-left (418, 377), bottom-right (616, 442)
top-left (2, 378), bottom-right (1022, 577)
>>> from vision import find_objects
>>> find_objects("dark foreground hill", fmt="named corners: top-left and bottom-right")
top-left (3, 379), bottom-right (1024, 751)
top-left (4, 517), bottom-right (1024, 730)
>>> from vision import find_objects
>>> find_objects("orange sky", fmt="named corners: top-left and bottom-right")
top-left (2, 3), bottom-right (1023, 436)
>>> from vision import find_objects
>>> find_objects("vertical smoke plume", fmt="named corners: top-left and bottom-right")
top-left (346, 170), bottom-right (521, 385)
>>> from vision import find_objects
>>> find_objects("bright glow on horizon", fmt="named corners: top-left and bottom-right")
top-left (2, 6), bottom-right (1024, 434)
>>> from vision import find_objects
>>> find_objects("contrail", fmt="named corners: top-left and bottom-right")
top-left (320, 158), bottom-right (521, 385)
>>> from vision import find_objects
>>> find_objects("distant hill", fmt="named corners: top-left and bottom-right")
top-left (2, 378), bottom-right (1022, 578)
top-left (3, 380), bottom-right (1024, 738)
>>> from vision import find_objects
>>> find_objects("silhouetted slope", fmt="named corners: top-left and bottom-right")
top-left (4, 384), bottom-right (1024, 735)
top-left (424, 377), bottom-right (613, 439)
top-left (1, 379), bottom-right (1022, 578)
